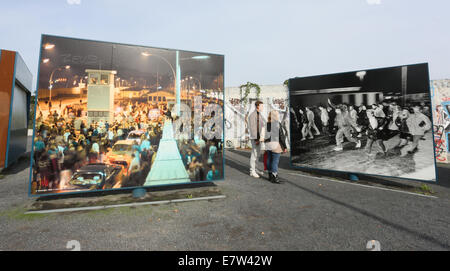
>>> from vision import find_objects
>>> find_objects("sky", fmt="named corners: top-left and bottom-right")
top-left (1, 0), bottom-right (449, 92)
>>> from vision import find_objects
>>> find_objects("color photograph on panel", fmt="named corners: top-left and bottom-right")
top-left (31, 35), bottom-right (224, 195)
top-left (289, 63), bottom-right (437, 182)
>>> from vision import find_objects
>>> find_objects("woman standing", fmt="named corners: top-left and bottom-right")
top-left (265, 110), bottom-right (287, 184)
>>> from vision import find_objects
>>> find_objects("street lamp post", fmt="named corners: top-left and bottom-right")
top-left (188, 76), bottom-right (202, 97)
top-left (184, 76), bottom-right (202, 102)
top-left (176, 55), bottom-right (209, 114)
top-left (48, 65), bottom-right (70, 104)
top-left (141, 52), bottom-right (210, 115)
top-left (141, 51), bottom-right (178, 113)
top-left (141, 52), bottom-right (176, 88)
top-left (176, 51), bottom-right (181, 114)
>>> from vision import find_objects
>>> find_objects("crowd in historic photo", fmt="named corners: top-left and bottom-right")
top-left (290, 99), bottom-right (432, 156)
top-left (289, 64), bottom-right (436, 181)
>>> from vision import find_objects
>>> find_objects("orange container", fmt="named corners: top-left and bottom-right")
top-left (0, 50), bottom-right (32, 169)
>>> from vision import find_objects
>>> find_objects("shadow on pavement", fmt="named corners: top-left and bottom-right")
top-left (228, 149), bottom-right (448, 189)
top-left (226, 151), bottom-right (450, 250)
top-left (278, 174), bottom-right (450, 250)
top-left (225, 156), bottom-right (272, 183)
top-left (0, 154), bottom-right (31, 176)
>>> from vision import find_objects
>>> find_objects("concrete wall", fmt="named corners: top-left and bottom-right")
top-left (224, 84), bottom-right (290, 149)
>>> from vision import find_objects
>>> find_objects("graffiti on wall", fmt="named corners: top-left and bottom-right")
top-left (434, 123), bottom-right (448, 162)
top-left (432, 80), bottom-right (450, 163)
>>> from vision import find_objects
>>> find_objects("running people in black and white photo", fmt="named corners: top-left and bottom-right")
top-left (290, 100), bottom-right (432, 156)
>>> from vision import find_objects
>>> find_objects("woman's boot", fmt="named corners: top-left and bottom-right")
top-left (268, 172), bottom-right (274, 182)
top-left (272, 173), bottom-right (281, 184)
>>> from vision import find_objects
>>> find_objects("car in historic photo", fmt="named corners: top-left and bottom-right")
top-left (105, 139), bottom-right (135, 175)
top-left (126, 130), bottom-right (146, 144)
top-left (67, 163), bottom-right (124, 191)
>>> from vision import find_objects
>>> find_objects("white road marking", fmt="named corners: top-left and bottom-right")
top-left (288, 173), bottom-right (438, 199)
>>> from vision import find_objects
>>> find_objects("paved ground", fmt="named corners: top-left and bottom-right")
top-left (0, 147), bottom-right (449, 251)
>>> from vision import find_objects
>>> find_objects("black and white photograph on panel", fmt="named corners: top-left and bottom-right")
top-left (289, 63), bottom-right (437, 182)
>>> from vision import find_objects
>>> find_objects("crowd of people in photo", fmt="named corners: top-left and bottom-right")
top-left (290, 99), bottom-right (432, 155)
top-left (31, 98), bottom-right (223, 193)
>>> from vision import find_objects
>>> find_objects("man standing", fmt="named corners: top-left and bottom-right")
top-left (247, 101), bottom-right (265, 178)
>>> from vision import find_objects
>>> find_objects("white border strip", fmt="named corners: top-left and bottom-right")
top-left (288, 173), bottom-right (437, 199)
top-left (25, 195), bottom-right (226, 214)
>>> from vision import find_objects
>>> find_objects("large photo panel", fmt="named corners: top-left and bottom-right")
top-left (289, 63), bottom-right (437, 182)
top-left (31, 35), bottom-right (224, 195)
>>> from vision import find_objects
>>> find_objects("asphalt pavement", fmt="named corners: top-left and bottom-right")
top-left (0, 148), bottom-right (449, 251)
